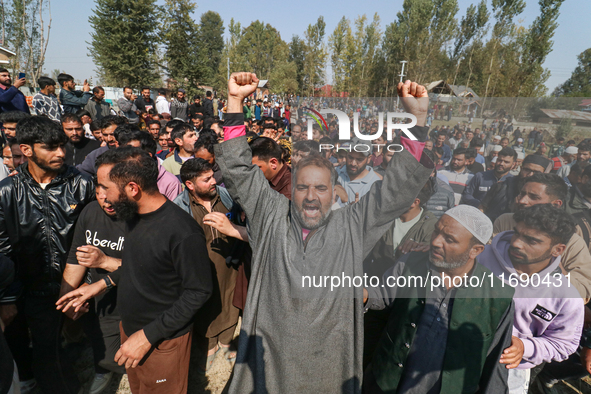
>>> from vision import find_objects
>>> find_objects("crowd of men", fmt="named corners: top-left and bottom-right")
top-left (0, 66), bottom-right (590, 394)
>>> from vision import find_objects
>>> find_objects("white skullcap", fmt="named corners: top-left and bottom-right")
top-left (444, 205), bottom-right (493, 244)
top-left (517, 138), bottom-right (523, 142)
top-left (493, 145), bottom-right (502, 152)
top-left (565, 146), bottom-right (578, 155)
top-left (493, 135), bottom-right (501, 140)
top-left (517, 152), bottom-right (525, 160)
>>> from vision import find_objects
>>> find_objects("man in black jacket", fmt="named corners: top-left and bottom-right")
top-left (134, 86), bottom-right (155, 113)
top-left (0, 254), bottom-right (16, 394)
top-left (203, 90), bottom-right (214, 117)
top-left (189, 95), bottom-right (204, 119)
top-left (0, 116), bottom-right (95, 394)
top-left (62, 113), bottom-right (101, 166)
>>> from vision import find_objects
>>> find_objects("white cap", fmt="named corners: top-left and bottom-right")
top-left (517, 152), bottom-right (525, 160)
top-left (517, 138), bottom-right (523, 142)
top-left (493, 135), bottom-right (501, 140)
top-left (493, 145), bottom-right (502, 152)
top-left (444, 205), bottom-right (493, 244)
top-left (565, 146), bottom-right (578, 155)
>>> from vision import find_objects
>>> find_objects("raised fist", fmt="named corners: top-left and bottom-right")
top-left (228, 72), bottom-right (259, 102)
top-left (397, 80), bottom-right (429, 127)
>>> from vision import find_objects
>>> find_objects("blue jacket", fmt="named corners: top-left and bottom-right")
top-left (173, 186), bottom-right (234, 215)
top-left (0, 86), bottom-right (30, 114)
top-left (461, 170), bottom-right (513, 207)
top-left (59, 88), bottom-right (92, 114)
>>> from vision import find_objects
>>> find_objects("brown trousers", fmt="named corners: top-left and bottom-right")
top-left (120, 324), bottom-right (192, 394)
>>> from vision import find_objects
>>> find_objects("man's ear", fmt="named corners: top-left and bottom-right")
top-left (470, 244), bottom-right (485, 260)
top-left (174, 138), bottom-right (183, 147)
top-left (20, 144), bottom-right (33, 158)
top-left (551, 243), bottom-right (566, 258)
top-left (127, 182), bottom-right (141, 198)
top-left (184, 180), bottom-right (195, 192)
top-left (552, 199), bottom-right (563, 208)
top-left (269, 157), bottom-right (279, 170)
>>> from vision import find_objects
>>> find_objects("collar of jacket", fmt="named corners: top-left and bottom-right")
top-left (270, 162), bottom-right (290, 189)
top-left (17, 162), bottom-right (76, 186)
top-left (173, 149), bottom-right (185, 164)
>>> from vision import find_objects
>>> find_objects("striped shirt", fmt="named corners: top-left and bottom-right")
top-left (438, 167), bottom-right (473, 206)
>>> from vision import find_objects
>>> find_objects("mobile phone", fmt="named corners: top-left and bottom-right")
top-left (18, 72), bottom-right (25, 80)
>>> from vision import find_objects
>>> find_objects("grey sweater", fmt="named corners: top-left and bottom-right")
top-left (215, 134), bottom-right (433, 394)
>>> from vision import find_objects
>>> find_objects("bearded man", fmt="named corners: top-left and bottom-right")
top-left (364, 205), bottom-right (515, 394)
top-left (214, 72), bottom-right (433, 393)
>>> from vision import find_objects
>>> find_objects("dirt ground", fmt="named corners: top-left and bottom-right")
top-left (21, 312), bottom-right (591, 394)
top-left (58, 323), bottom-right (238, 394)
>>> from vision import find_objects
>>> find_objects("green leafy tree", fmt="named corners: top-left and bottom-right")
top-left (481, 0), bottom-right (526, 101)
top-left (288, 35), bottom-right (306, 93)
top-left (450, 0), bottom-right (488, 86)
top-left (554, 48), bottom-right (591, 97)
top-left (555, 116), bottom-right (573, 140)
top-left (88, 0), bottom-right (161, 87)
top-left (162, 0), bottom-right (203, 93)
top-left (215, 18), bottom-right (242, 94)
top-left (302, 16), bottom-right (327, 96)
top-left (513, 0), bottom-right (565, 98)
top-left (328, 16), bottom-right (350, 94)
top-left (269, 60), bottom-right (298, 95)
top-left (199, 11), bottom-right (224, 84)
top-left (235, 21), bottom-right (287, 80)
top-left (371, 0), bottom-right (459, 95)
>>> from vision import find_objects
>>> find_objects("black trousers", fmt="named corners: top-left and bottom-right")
top-left (81, 310), bottom-right (125, 374)
top-left (4, 295), bottom-right (80, 394)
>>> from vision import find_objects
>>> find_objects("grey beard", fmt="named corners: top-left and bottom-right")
top-left (429, 249), bottom-right (471, 269)
top-left (292, 205), bottom-right (332, 230)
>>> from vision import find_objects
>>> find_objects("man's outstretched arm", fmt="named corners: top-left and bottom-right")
top-left (214, 72), bottom-right (287, 244)
top-left (350, 81), bottom-right (434, 258)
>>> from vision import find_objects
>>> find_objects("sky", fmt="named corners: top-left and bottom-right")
top-left (41, 0), bottom-right (590, 94)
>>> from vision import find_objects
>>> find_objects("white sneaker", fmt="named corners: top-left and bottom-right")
top-left (89, 372), bottom-right (113, 394)
top-left (19, 378), bottom-right (37, 394)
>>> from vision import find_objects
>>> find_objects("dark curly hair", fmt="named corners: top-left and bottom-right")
top-left (513, 204), bottom-right (575, 245)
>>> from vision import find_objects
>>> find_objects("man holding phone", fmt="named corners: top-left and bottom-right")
top-left (57, 73), bottom-right (92, 114)
top-left (0, 68), bottom-right (30, 114)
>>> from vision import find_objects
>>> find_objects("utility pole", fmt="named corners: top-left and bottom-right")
top-left (395, 60), bottom-right (408, 111)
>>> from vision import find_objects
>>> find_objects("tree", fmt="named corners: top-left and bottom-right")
top-left (555, 116), bottom-right (573, 140)
top-left (288, 35), bottom-right (306, 93)
top-left (481, 0), bottom-right (526, 101)
top-left (450, 0), bottom-right (488, 86)
top-left (513, 0), bottom-right (565, 97)
top-left (302, 16), bottom-right (327, 96)
top-left (554, 48), bottom-right (591, 97)
top-left (235, 21), bottom-right (287, 80)
top-left (269, 60), bottom-right (298, 95)
top-left (371, 0), bottom-right (459, 96)
top-left (215, 18), bottom-right (242, 94)
top-left (328, 16), bottom-right (350, 94)
top-left (162, 0), bottom-right (203, 93)
top-left (3, 0), bottom-right (52, 87)
top-left (199, 11), bottom-right (224, 84)
top-left (88, 0), bottom-right (161, 87)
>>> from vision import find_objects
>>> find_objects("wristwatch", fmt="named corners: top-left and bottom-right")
top-left (103, 276), bottom-right (114, 290)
